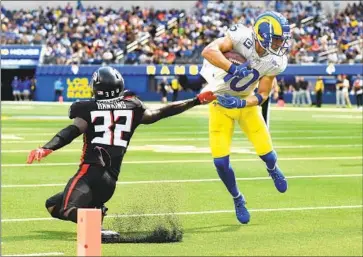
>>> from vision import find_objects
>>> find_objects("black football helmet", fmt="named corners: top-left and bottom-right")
top-left (90, 66), bottom-right (124, 100)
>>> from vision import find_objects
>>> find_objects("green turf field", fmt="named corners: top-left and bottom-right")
top-left (1, 101), bottom-right (362, 256)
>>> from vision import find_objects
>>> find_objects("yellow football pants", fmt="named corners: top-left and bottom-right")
top-left (209, 101), bottom-right (273, 158)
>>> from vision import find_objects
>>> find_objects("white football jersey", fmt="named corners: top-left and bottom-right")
top-left (200, 24), bottom-right (288, 98)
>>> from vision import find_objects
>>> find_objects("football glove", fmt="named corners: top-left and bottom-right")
top-left (26, 147), bottom-right (53, 164)
top-left (197, 91), bottom-right (216, 104)
top-left (217, 94), bottom-right (246, 109)
top-left (225, 62), bottom-right (253, 82)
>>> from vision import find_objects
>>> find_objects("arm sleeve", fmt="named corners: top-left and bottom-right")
top-left (42, 125), bottom-right (82, 151)
top-left (140, 98), bottom-right (200, 125)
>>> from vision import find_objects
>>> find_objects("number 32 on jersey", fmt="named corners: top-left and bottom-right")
top-left (91, 110), bottom-right (133, 147)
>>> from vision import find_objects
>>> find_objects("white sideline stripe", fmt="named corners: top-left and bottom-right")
top-left (2, 144), bottom-right (362, 153)
top-left (2, 205), bottom-right (362, 223)
top-left (0, 126), bottom-right (359, 132)
top-left (2, 156), bottom-right (362, 167)
top-left (1, 174), bottom-right (362, 188)
top-left (2, 100), bottom-right (361, 112)
top-left (2, 136), bottom-right (362, 144)
top-left (1, 129), bottom-right (358, 136)
top-left (2, 252), bottom-right (64, 256)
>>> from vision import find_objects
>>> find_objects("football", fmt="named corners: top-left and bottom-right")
top-left (223, 51), bottom-right (247, 65)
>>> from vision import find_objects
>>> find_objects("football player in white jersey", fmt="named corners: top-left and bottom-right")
top-left (199, 11), bottom-right (291, 224)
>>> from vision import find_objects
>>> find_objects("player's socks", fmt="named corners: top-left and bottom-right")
top-left (214, 156), bottom-right (250, 224)
top-left (259, 150), bottom-right (288, 193)
top-left (213, 155), bottom-right (240, 198)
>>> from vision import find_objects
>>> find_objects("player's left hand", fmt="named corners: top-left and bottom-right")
top-left (26, 148), bottom-right (53, 164)
top-left (197, 91), bottom-right (216, 104)
top-left (217, 94), bottom-right (246, 109)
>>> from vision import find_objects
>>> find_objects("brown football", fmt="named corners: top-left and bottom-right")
top-left (223, 51), bottom-right (247, 65)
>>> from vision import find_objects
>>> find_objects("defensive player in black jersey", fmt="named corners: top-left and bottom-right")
top-left (26, 66), bottom-right (216, 240)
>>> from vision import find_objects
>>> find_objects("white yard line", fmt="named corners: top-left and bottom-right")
top-left (2, 156), bottom-right (361, 168)
top-left (2, 100), bottom-right (362, 112)
top-left (2, 205), bottom-right (362, 223)
top-left (312, 114), bottom-right (363, 119)
top-left (2, 144), bottom-right (362, 153)
top-left (2, 174), bottom-right (362, 188)
top-left (1, 129), bottom-right (359, 136)
top-left (2, 135), bottom-right (362, 144)
top-left (2, 252), bottom-right (64, 256)
top-left (1, 126), bottom-right (201, 131)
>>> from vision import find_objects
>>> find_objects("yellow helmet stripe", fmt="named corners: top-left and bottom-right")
top-left (254, 15), bottom-right (283, 37)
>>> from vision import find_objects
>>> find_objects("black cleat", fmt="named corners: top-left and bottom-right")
top-left (101, 229), bottom-right (120, 244)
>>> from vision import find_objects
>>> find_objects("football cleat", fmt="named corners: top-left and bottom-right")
top-left (101, 229), bottom-right (121, 244)
top-left (233, 194), bottom-right (250, 224)
top-left (100, 205), bottom-right (108, 224)
top-left (268, 166), bottom-right (288, 193)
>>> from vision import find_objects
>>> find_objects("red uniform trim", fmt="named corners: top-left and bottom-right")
top-left (63, 164), bottom-right (90, 209)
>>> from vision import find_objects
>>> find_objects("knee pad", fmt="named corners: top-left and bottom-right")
top-left (260, 150), bottom-right (277, 169)
top-left (59, 207), bottom-right (78, 223)
top-left (45, 199), bottom-right (62, 219)
top-left (45, 198), bottom-right (55, 209)
top-left (213, 156), bottom-right (230, 172)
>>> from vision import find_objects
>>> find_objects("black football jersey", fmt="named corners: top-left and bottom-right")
top-left (69, 96), bottom-right (146, 179)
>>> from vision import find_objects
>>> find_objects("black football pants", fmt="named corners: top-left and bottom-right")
top-left (45, 164), bottom-right (116, 223)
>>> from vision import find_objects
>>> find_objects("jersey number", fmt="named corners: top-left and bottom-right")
top-left (223, 69), bottom-right (260, 92)
top-left (90, 110), bottom-right (133, 147)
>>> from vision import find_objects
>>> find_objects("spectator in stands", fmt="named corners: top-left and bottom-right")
top-left (353, 75), bottom-right (363, 109)
top-left (336, 75), bottom-right (346, 107)
top-left (18, 78), bottom-right (25, 101)
top-left (299, 76), bottom-right (312, 106)
top-left (171, 77), bottom-right (181, 102)
top-left (158, 77), bottom-right (170, 103)
top-left (290, 76), bottom-right (301, 107)
top-left (314, 76), bottom-right (324, 108)
top-left (273, 77), bottom-right (285, 107)
top-left (54, 78), bottom-right (64, 102)
top-left (11, 76), bottom-right (21, 101)
top-left (342, 74), bottom-right (352, 108)
top-left (30, 77), bottom-right (36, 101)
top-left (1, 1), bottom-right (362, 65)
top-left (22, 76), bottom-right (31, 101)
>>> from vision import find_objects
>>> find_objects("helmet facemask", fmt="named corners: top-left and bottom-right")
top-left (254, 12), bottom-right (291, 57)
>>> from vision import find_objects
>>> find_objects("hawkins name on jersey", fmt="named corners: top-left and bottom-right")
top-left (200, 24), bottom-right (288, 98)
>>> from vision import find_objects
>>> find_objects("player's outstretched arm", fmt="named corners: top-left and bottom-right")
top-left (26, 117), bottom-right (88, 164)
top-left (140, 91), bottom-right (216, 124)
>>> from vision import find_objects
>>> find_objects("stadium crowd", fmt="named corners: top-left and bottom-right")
top-left (1, 0), bottom-right (362, 65)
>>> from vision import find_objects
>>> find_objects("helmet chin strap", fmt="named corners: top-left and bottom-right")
top-left (255, 39), bottom-right (269, 57)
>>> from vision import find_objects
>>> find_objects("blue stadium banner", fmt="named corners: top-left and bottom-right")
top-left (1, 45), bottom-right (42, 60)
top-left (146, 65), bottom-right (200, 76)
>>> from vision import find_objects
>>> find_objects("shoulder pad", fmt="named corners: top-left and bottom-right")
top-left (227, 24), bottom-right (252, 46)
top-left (122, 90), bottom-right (137, 98)
top-left (68, 100), bottom-right (93, 120)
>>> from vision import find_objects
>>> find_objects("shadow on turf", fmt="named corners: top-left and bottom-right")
top-left (4, 230), bottom-right (75, 242)
top-left (185, 224), bottom-right (243, 234)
